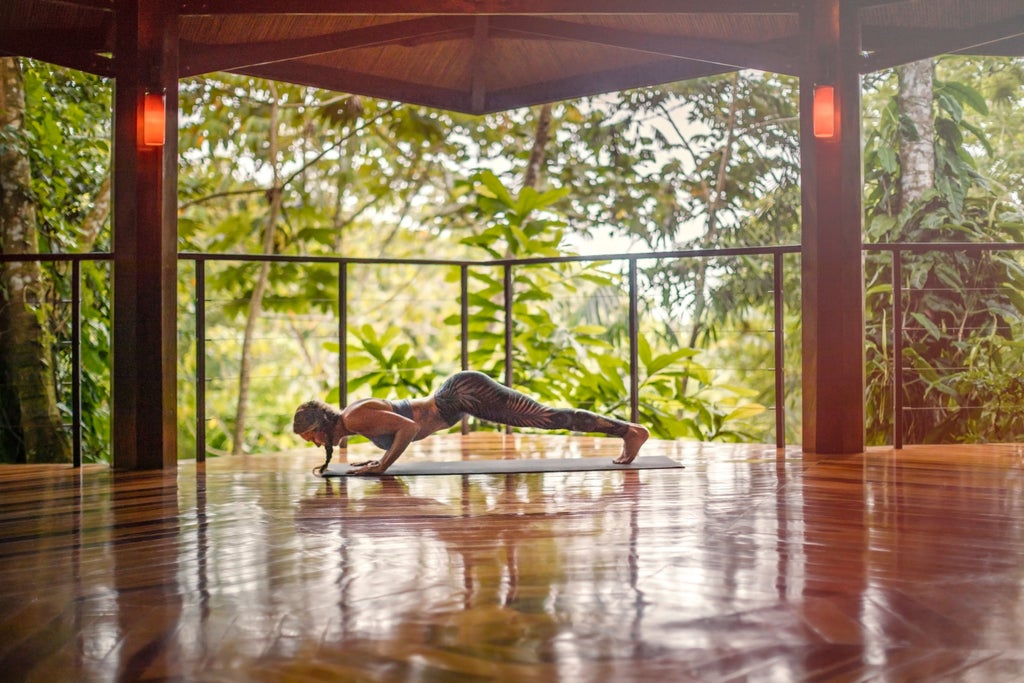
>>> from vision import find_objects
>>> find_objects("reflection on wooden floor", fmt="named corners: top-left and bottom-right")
top-left (2, 434), bottom-right (1024, 681)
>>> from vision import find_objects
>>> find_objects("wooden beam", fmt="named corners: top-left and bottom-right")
top-left (182, 12), bottom-right (799, 87)
top-left (861, 19), bottom-right (1024, 72)
top-left (111, 0), bottom-right (178, 470)
top-left (955, 33), bottom-right (1024, 57)
top-left (179, 16), bottom-right (473, 77)
top-left (0, 30), bottom-right (113, 76)
top-left (179, 0), bottom-right (801, 16)
top-left (234, 51), bottom-right (733, 115)
top-left (848, 0), bottom-right (911, 7)
top-left (231, 60), bottom-right (471, 111)
top-left (43, 0), bottom-right (115, 10)
top-left (485, 57), bottom-right (734, 113)
top-left (799, 0), bottom-right (865, 454)
top-left (494, 15), bottom-right (800, 75)
top-left (469, 17), bottom-right (489, 114)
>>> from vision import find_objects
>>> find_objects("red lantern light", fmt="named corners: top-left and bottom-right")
top-left (143, 92), bottom-right (166, 147)
top-left (813, 84), bottom-right (835, 139)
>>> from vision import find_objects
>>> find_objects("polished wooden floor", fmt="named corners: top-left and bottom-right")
top-left (2, 435), bottom-right (1024, 682)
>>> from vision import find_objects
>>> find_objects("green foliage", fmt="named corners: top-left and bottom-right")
top-left (863, 58), bottom-right (1024, 445)
top-left (16, 61), bottom-right (111, 252)
top-left (459, 170), bottom-right (571, 257)
top-left (951, 335), bottom-right (1024, 441)
top-left (172, 73), bottom-right (792, 450)
top-left (864, 63), bottom-right (993, 226)
top-left (7, 61), bottom-right (113, 462)
top-left (542, 72), bottom-right (801, 252)
top-left (73, 262), bottom-right (113, 462)
top-left (340, 325), bottom-right (438, 400)
top-left (447, 172), bottom-right (767, 440)
top-left (16, 56), bottom-right (1024, 459)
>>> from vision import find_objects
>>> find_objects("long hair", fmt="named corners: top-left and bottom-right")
top-left (292, 400), bottom-right (338, 434)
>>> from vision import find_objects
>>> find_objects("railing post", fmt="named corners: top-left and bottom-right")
top-left (339, 261), bottom-right (348, 408)
top-left (893, 249), bottom-right (904, 449)
top-left (503, 264), bottom-right (513, 434)
top-left (628, 258), bottom-right (639, 424)
top-left (71, 259), bottom-right (82, 468)
top-left (460, 264), bottom-right (469, 434)
top-left (773, 250), bottom-right (786, 449)
top-left (195, 259), bottom-right (206, 462)
top-left (460, 264), bottom-right (469, 372)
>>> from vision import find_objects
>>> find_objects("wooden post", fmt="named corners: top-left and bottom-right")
top-left (800, 0), bottom-right (865, 454)
top-left (111, 0), bottom-right (178, 469)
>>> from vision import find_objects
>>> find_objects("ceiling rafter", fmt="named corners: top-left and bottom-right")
top-left (956, 33), bottom-right (1024, 57)
top-left (492, 16), bottom-right (799, 75)
top-left (179, 16), bottom-right (473, 77)
top-left (4, 0), bottom-right (1021, 115)
top-left (861, 16), bottom-right (1024, 72)
top-left (230, 59), bottom-right (470, 111)
top-left (851, 0), bottom-right (913, 8)
top-left (44, 0), bottom-right (113, 10)
top-left (233, 44), bottom-right (734, 115)
top-left (469, 17), bottom-right (490, 113)
top-left (179, 0), bottom-right (801, 16)
top-left (485, 56), bottom-right (734, 112)
top-left (0, 29), bottom-right (112, 76)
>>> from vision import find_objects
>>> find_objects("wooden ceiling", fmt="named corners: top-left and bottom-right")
top-left (2, 1), bottom-right (1023, 114)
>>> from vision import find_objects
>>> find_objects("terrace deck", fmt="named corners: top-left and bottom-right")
top-left (2, 434), bottom-right (1023, 681)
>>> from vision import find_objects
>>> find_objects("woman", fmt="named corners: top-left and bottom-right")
top-left (294, 370), bottom-right (649, 475)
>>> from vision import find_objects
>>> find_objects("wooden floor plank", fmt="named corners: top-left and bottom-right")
top-left (1, 436), bottom-right (1024, 681)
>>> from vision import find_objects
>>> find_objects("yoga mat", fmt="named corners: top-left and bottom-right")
top-left (319, 455), bottom-right (683, 478)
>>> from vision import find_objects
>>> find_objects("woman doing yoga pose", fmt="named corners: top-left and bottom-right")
top-left (294, 371), bottom-right (649, 475)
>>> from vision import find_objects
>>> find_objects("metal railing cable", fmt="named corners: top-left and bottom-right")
top-left (13, 242), bottom-right (1022, 465)
top-left (0, 252), bottom-right (111, 468)
top-left (182, 245), bottom-right (801, 461)
top-left (864, 242), bottom-right (1024, 448)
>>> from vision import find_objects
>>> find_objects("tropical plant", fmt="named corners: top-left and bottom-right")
top-left (0, 58), bottom-right (112, 463)
top-left (449, 170), bottom-right (767, 440)
top-left (863, 57), bottom-right (1024, 445)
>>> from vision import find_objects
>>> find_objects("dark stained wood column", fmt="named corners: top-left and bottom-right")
top-left (111, 0), bottom-right (178, 469)
top-left (800, 0), bottom-right (865, 454)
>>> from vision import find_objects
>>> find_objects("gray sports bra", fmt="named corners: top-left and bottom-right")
top-left (365, 399), bottom-right (414, 450)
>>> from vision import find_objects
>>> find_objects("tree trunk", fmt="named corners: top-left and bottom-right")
top-left (523, 103), bottom-right (553, 191)
top-left (0, 58), bottom-right (72, 463)
top-left (687, 71), bottom-right (740, 351)
top-left (898, 59), bottom-right (935, 208)
top-left (896, 59), bottom-right (938, 442)
top-left (232, 85), bottom-right (282, 454)
top-left (79, 174), bottom-right (111, 250)
top-left (505, 103), bottom-right (553, 265)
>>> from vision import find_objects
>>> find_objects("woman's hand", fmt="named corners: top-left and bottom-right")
top-left (347, 459), bottom-right (386, 475)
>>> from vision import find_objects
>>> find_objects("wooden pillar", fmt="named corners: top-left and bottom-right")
top-left (800, 0), bottom-right (865, 454)
top-left (111, 0), bottom-right (178, 469)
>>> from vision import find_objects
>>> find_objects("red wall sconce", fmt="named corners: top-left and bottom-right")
top-left (813, 84), bottom-right (836, 139)
top-left (142, 92), bottom-right (166, 147)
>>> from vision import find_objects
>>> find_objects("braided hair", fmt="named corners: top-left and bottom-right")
top-left (293, 400), bottom-right (340, 476)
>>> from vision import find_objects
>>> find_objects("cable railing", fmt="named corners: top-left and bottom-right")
top-left (0, 252), bottom-right (111, 468)
top-left (182, 245), bottom-right (801, 461)
top-left (864, 242), bottom-right (1024, 448)
top-left (8, 241), bottom-right (1021, 467)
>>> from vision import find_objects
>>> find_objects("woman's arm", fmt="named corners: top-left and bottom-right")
top-left (343, 404), bottom-right (420, 474)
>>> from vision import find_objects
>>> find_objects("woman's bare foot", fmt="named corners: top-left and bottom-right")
top-left (614, 424), bottom-right (649, 464)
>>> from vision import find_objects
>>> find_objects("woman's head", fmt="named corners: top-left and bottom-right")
top-left (293, 400), bottom-right (337, 445)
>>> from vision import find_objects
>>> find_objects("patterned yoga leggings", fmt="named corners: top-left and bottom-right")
top-left (433, 371), bottom-right (630, 437)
